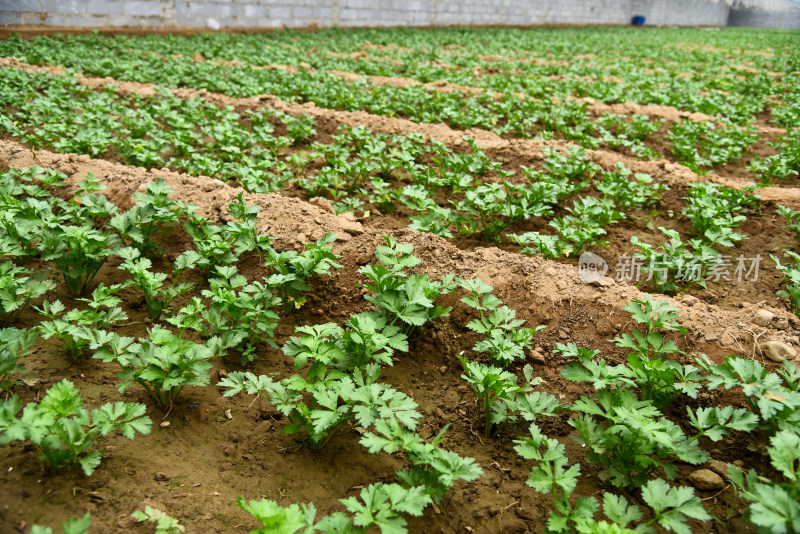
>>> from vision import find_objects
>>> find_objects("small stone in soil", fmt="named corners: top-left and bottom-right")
top-left (707, 459), bottom-right (730, 479)
top-left (154, 472), bottom-right (171, 482)
top-left (591, 277), bottom-right (614, 287)
top-left (682, 295), bottom-right (699, 307)
top-left (762, 340), bottom-right (798, 363)
top-left (689, 469), bottom-right (724, 490)
top-left (753, 309), bottom-right (774, 327)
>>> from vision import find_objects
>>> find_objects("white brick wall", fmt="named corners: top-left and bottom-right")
top-left (1, 0), bottom-right (796, 28)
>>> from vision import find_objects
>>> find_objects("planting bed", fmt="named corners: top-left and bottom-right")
top-left (0, 26), bottom-right (799, 534)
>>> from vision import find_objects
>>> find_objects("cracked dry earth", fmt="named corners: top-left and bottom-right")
top-left (0, 46), bottom-right (798, 533)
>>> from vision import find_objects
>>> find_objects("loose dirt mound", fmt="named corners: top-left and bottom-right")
top-left (0, 141), bottom-right (363, 247)
top-left (1, 30), bottom-right (797, 534)
top-left (583, 99), bottom-right (715, 123)
top-left (3, 139), bottom-right (796, 357)
top-left (1, 112), bottom-right (799, 534)
top-left (3, 57), bottom-right (797, 208)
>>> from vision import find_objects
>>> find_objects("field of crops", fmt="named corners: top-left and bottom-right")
top-left (0, 25), bottom-right (799, 533)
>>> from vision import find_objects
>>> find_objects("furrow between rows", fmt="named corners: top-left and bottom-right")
top-left (1, 137), bottom-right (796, 362)
top-left (4, 56), bottom-right (790, 202)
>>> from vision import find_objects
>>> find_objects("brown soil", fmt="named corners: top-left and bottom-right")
top-left (582, 99), bottom-right (715, 124)
top-left (0, 43), bottom-right (797, 532)
top-left (0, 57), bottom-right (745, 169)
top-left (1, 55), bottom-right (795, 205)
top-left (361, 42), bottom-right (417, 54)
top-left (2, 56), bottom-right (797, 208)
top-left (191, 56), bottom-right (784, 138)
top-left (0, 127), bottom-right (797, 533)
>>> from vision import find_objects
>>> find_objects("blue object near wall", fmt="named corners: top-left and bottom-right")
top-left (632, 15), bottom-right (646, 25)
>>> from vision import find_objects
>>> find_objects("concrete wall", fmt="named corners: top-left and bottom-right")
top-left (0, 0), bottom-right (734, 28)
top-left (728, 0), bottom-right (800, 28)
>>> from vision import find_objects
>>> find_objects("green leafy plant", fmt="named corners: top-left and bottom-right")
top-left (197, 265), bottom-right (281, 364)
top-left (697, 355), bottom-right (800, 433)
top-left (131, 506), bottom-right (185, 534)
top-left (448, 180), bottom-right (549, 242)
top-left (514, 423), bottom-right (712, 533)
top-left (510, 197), bottom-right (619, 259)
top-left (341, 483), bottom-right (431, 533)
top-left (183, 213), bottom-right (238, 274)
top-left (682, 181), bottom-right (758, 247)
top-left (359, 236), bottom-right (457, 334)
top-left (458, 354), bottom-right (553, 437)
top-left (36, 284), bottom-right (128, 360)
top-left (0, 379), bottom-right (151, 475)
top-left (669, 119), bottom-right (758, 173)
top-left (777, 205), bottom-right (800, 246)
top-left (729, 430), bottom-right (800, 534)
top-left (110, 178), bottom-right (193, 256)
top-left (630, 227), bottom-right (722, 294)
top-left (39, 224), bottom-right (119, 297)
top-left (460, 278), bottom-right (543, 365)
top-left (219, 364), bottom-right (420, 450)
top-left (0, 327), bottom-right (38, 390)
top-left (557, 341), bottom-right (704, 411)
top-left (238, 482), bottom-right (431, 534)
top-left (261, 232), bottom-right (341, 310)
top-left (686, 405), bottom-right (759, 442)
top-left (64, 173), bottom-right (118, 224)
top-left (514, 423), bottom-right (596, 533)
top-left (118, 247), bottom-right (199, 318)
top-left (280, 321), bottom-right (349, 381)
top-left (30, 513), bottom-right (92, 534)
top-left (220, 192), bottom-right (275, 261)
top-left (772, 251), bottom-right (800, 317)
top-left (340, 311), bottom-right (410, 369)
top-left (596, 163), bottom-right (667, 210)
top-left (610, 296), bottom-right (695, 405)
top-left (570, 387), bottom-right (707, 489)
top-left (282, 112), bottom-right (317, 145)
top-left (0, 261), bottom-right (54, 326)
top-left (360, 418), bottom-right (484, 503)
top-left (509, 232), bottom-right (568, 260)
top-left (94, 327), bottom-right (226, 410)
top-left (0, 196), bottom-right (61, 257)
top-left (281, 312), bottom-right (408, 377)
top-left (749, 128), bottom-right (800, 184)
